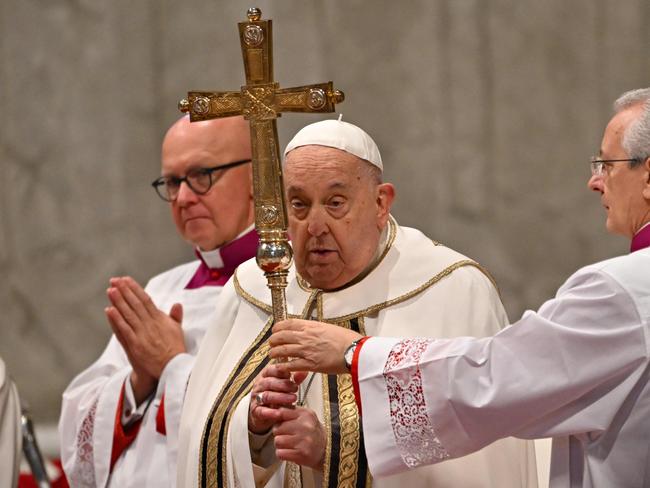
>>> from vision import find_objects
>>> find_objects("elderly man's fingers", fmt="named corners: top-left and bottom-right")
top-left (105, 306), bottom-right (137, 345)
top-left (107, 284), bottom-right (143, 327)
top-left (169, 303), bottom-right (183, 324)
top-left (274, 357), bottom-right (313, 373)
top-left (268, 344), bottom-right (305, 360)
top-left (114, 280), bottom-right (150, 321)
top-left (275, 448), bottom-right (303, 464)
top-left (252, 405), bottom-right (284, 423)
top-left (272, 318), bottom-right (311, 333)
top-left (268, 330), bottom-right (301, 347)
top-left (253, 376), bottom-right (298, 394)
top-left (260, 363), bottom-right (293, 380)
top-left (106, 287), bottom-right (137, 322)
top-left (275, 406), bottom-right (300, 424)
top-left (255, 391), bottom-right (297, 407)
top-left (273, 435), bottom-right (299, 450)
top-left (123, 277), bottom-right (159, 317)
top-left (291, 371), bottom-right (309, 385)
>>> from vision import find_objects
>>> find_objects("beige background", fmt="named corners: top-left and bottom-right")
top-left (1, 0), bottom-right (648, 423)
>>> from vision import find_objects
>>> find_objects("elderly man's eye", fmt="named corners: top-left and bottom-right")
top-left (328, 198), bottom-right (345, 208)
top-left (290, 199), bottom-right (307, 210)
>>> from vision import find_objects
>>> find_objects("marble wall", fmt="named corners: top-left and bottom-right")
top-left (1, 0), bottom-right (648, 421)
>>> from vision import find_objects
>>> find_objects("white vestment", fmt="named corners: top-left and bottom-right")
top-left (59, 259), bottom-right (228, 488)
top-left (0, 358), bottom-right (21, 488)
top-left (356, 247), bottom-right (650, 487)
top-left (178, 220), bottom-right (537, 488)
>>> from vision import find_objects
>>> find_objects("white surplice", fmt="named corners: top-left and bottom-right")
top-left (59, 259), bottom-right (228, 488)
top-left (178, 219), bottom-right (537, 488)
top-left (356, 247), bottom-right (650, 487)
top-left (0, 358), bottom-right (21, 488)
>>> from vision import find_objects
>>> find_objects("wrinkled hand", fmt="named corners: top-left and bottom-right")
top-left (273, 406), bottom-right (326, 471)
top-left (105, 276), bottom-right (186, 403)
top-left (248, 364), bottom-right (307, 435)
top-left (270, 319), bottom-right (362, 375)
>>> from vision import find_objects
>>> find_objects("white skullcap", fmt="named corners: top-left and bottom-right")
top-left (283, 118), bottom-right (383, 171)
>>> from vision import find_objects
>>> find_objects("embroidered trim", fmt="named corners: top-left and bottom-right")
top-left (238, 258), bottom-right (490, 324)
top-left (321, 318), bottom-right (371, 488)
top-left (329, 260), bottom-right (487, 323)
top-left (336, 373), bottom-right (362, 485)
top-left (234, 221), bottom-right (497, 322)
top-left (321, 371), bottom-right (333, 488)
top-left (383, 339), bottom-right (450, 468)
top-left (69, 398), bottom-right (98, 487)
top-left (233, 272), bottom-right (274, 314)
top-left (199, 317), bottom-right (274, 488)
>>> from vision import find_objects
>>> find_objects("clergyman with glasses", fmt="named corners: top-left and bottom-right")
top-left (269, 89), bottom-right (650, 487)
top-left (59, 116), bottom-right (257, 487)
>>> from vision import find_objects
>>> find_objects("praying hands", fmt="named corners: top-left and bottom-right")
top-left (105, 276), bottom-right (186, 404)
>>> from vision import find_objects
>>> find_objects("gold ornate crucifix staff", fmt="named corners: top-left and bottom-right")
top-left (179, 7), bottom-right (344, 325)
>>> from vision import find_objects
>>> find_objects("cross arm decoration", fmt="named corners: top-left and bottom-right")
top-left (179, 8), bottom-right (344, 324)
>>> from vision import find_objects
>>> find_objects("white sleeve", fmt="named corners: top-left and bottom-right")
top-left (158, 351), bottom-right (195, 481)
top-left (359, 267), bottom-right (648, 477)
top-left (0, 359), bottom-right (22, 488)
top-left (59, 335), bottom-right (131, 488)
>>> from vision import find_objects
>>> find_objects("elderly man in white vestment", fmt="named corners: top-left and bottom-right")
top-left (0, 356), bottom-right (22, 488)
top-left (59, 116), bottom-right (257, 487)
top-left (177, 119), bottom-right (537, 488)
top-left (270, 89), bottom-right (650, 488)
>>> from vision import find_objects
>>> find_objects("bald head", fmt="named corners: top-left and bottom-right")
top-left (160, 116), bottom-right (255, 250)
top-left (162, 115), bottom-right (251, 165)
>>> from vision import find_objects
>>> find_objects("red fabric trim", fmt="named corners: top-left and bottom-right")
top-left (110, 383), bottom-right (143, 472)
top-left (351, 336), bottom-right (371, 415)
top-left (156, 393), bottom-right (167, 435)
top-left (19, 459), bottom-right (70, 488)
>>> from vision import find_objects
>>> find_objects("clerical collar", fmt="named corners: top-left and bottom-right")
top-left (186, 226), bottom-right (258, 289)
top-left (630, 221), bottom-right (650, 253)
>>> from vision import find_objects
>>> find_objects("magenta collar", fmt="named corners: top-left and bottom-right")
top-left (630, 223), bottom-right (650, 253)
top-left (185, 229), bottom-right (259, 289)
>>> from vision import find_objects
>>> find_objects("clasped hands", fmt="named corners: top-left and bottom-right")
top-left (247, 319), bottom-right (362, 471)
top-left (105, 276), bottom-right (186, 404)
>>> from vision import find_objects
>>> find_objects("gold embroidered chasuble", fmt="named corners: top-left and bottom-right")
top-left (177, 219), bottom-right (536, 488)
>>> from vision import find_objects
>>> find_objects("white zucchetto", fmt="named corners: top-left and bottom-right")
top-left (283, 118), bottom-right (383, 171)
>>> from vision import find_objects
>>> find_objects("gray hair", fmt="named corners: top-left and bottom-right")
top-left (613, 88), bottom-right (650, 167)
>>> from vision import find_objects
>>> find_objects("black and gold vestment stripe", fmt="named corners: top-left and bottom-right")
top-left (199, 317), bottom-right (274, 488)
top-left (321, 317), bottom-right (371, 488)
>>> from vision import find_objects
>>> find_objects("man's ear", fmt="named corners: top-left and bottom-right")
top-left (376, 183), bottom-right (396, 227)
top-left (643, 157), bottom-right (650, 200)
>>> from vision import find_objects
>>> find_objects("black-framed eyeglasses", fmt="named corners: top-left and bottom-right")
top-left (152, 159), bottom-right (251, 202)
top-left (589, 156), bottom-right (639, 176)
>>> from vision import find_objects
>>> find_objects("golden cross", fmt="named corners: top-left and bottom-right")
top-left (179, 7), bottom-right (344, 324)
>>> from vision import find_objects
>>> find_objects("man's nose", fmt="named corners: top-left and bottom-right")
top-left (306, 207), bottom-right (329, 237)
top-left (175, 181), bottom-right (199, 206)
top-left (587, 174), bottom-right (604, 193)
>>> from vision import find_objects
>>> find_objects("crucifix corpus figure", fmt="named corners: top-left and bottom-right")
top-left (179, 7), bottom-right (344, 325)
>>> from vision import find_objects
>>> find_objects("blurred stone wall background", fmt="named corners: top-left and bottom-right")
top-left (1, 0), bottom-right (648, 424)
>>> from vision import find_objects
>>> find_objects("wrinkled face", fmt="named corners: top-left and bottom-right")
top-left (588, 106), bottom-right (650, 238)
top-left (285, 146), bottom-right (394, 290)
top-left (161, 117), bottom-right (254, 250)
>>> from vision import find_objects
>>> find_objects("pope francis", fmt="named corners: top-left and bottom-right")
top-left (176, 119), bottom-right (537, 488)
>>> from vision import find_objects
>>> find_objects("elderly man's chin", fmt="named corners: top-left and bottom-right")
top-left (184, 221), bottom-right (219, 250)
top-left (302, 262), bottom-right (348, 290)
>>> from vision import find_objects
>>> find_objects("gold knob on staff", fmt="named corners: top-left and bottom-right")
top-left (178, 99), bottom-right (190, 113)
top-left (329, 89), bottom-right (345, 104)
top-left (247, 7), bottom-right (262, 22)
